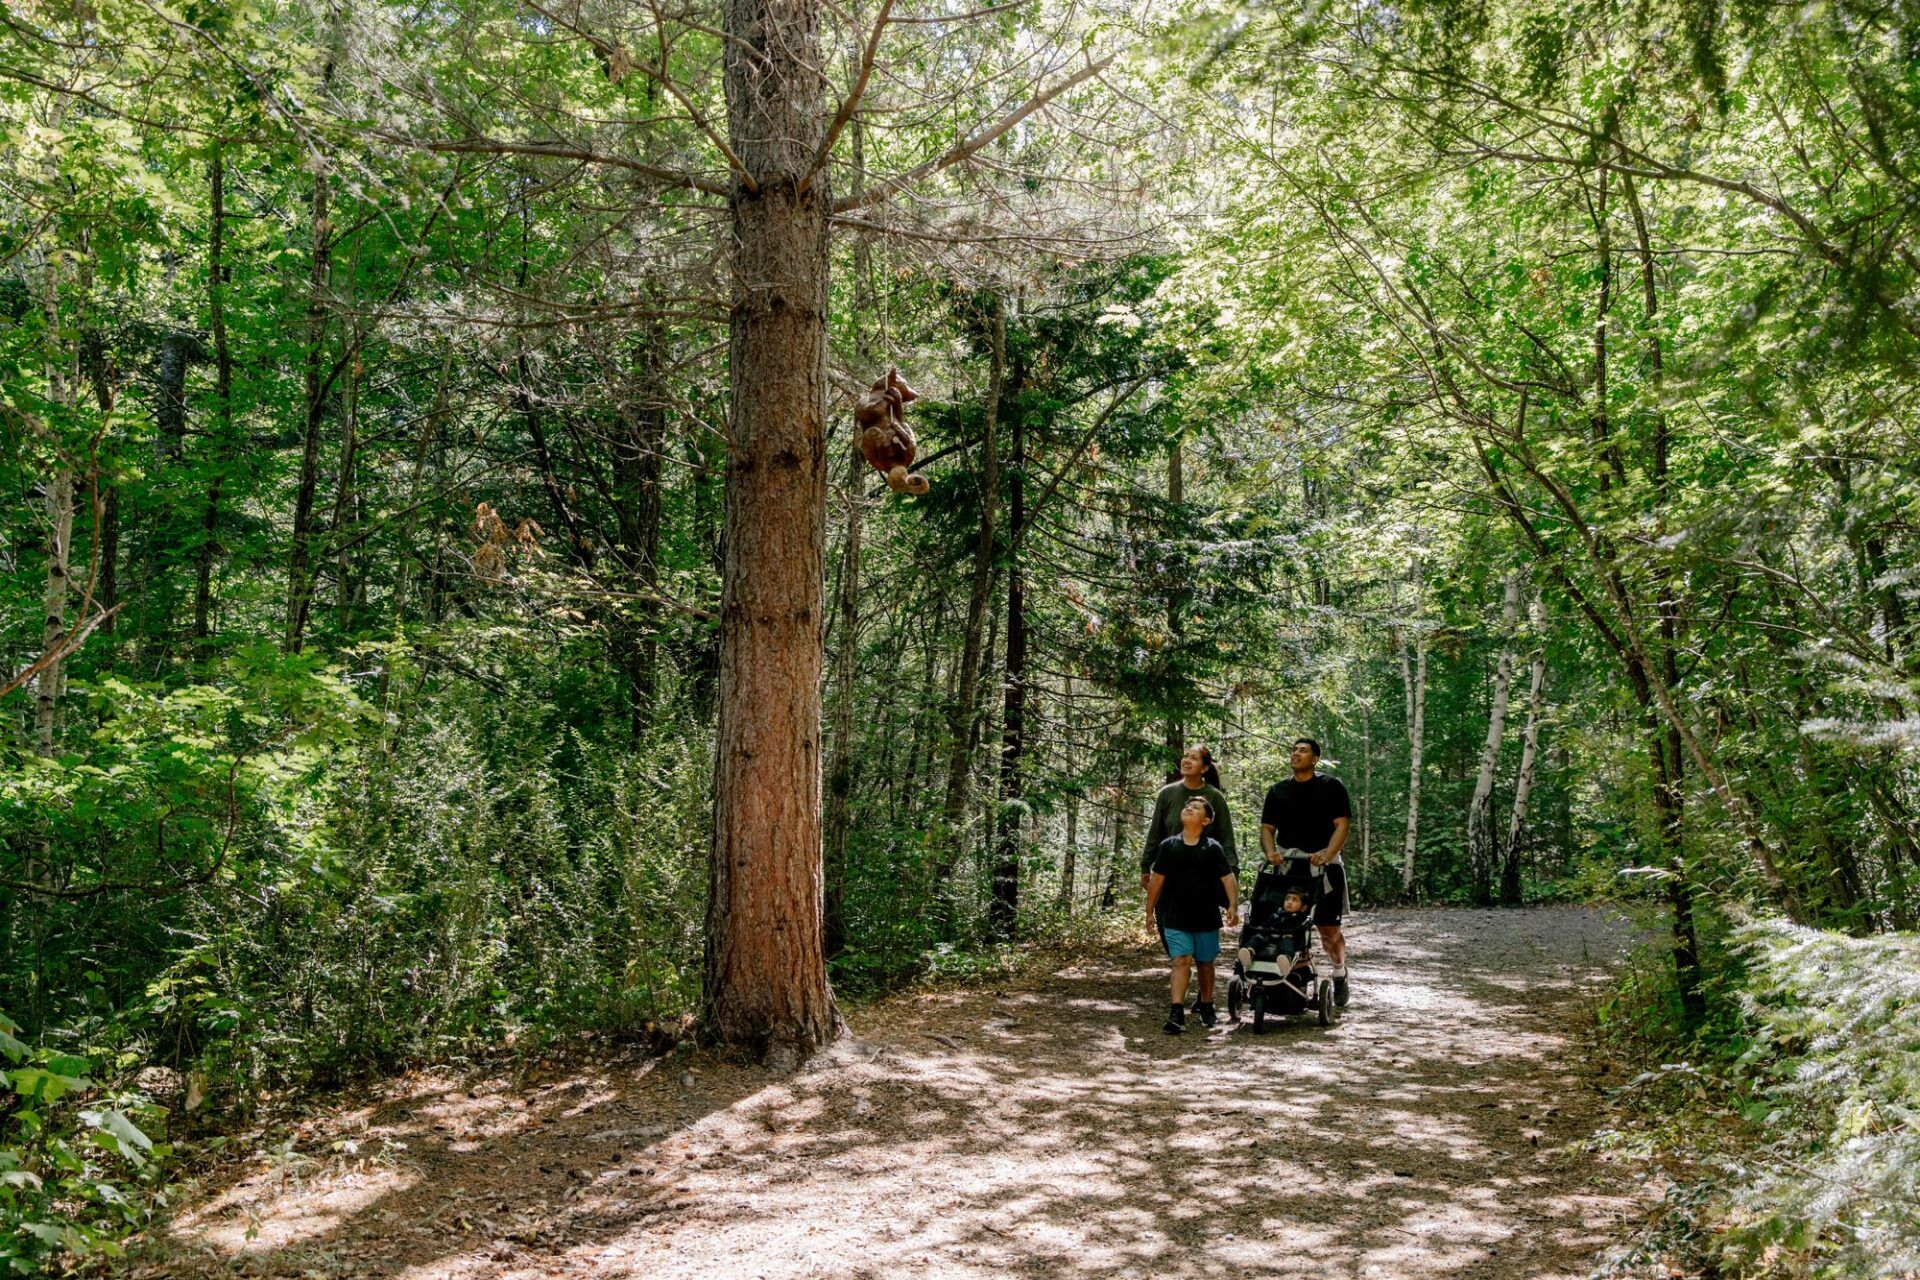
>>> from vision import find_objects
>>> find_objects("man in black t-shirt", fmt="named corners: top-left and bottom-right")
top-left (1259, 737), bottom-right (1354, 1007)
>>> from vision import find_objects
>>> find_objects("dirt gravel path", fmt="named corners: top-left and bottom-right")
top-left (149, 907), bottom-right (1654, 1280)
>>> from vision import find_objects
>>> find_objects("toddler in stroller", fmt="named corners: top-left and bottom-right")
top-left (1227, 856), bottom-right (1341, 1031)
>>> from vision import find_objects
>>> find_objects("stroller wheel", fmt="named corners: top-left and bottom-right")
top-left (1251, 985), bottom-right (1267, 1034)
top-left (1227, 977), bottom-right (1244, 1023)
top-left (1317, 979), bottom-right (1335, 1027)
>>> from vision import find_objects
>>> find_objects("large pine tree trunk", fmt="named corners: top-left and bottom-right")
top-left (703, 0), bottom-right (837, 1058)
top-left (1398, 636), bottom-right (1428, 900)
top-left (1467, 574), bottom-right (1522, 904)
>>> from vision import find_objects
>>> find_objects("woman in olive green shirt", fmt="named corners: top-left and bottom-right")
top-left (1139, 744), bottom-right (1237, 888)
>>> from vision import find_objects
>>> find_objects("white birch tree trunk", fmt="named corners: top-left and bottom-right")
top-left (1467, 574), bottom-right (1523, 903)
top-left (35, 469), bottom-right (75, 758)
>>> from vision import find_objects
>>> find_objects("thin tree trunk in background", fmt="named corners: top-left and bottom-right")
top-left (286, 102), bottom-right (334, 653)
top-left (1359, 699), bottom-right (1371, 898)
top-left (823, 118), bottom-right (873, 959)
top-left (1399, 636), bottom-right (1428, 900)
top-left (1165, 439), bottom-right (1184, 757)
top-left (703, 0), bottom-right (837, 1058)
top-left (33, 237), bottom-right (78, 756)
top-left (35, 470), bottom-right (74, 758)
top-left (329, 348), bottom-right (362, 635)
top-left (195, 149), bottom-right (233, 663)
top-left (139, 329), bottom-right (196, 671)
top-left (1101, 757), bottom-right (1130, 911)
top-left (937, 294), bottom-right (1004, 898)
top-left (75, 313), bottom-right (117, 657)
top-left (1502, 634), bottom-right (1546, 905)
top-left (614, 318), bottom-right (667, 736)
top-left (1468, 574), bottom-right (1522, 904)
top-left (1057, 671), bottom-right (1077, 912)
top-left (1652, 722), bottom-right (1705, 1025)
top-left (991, 383), bottom-right (1027, 941)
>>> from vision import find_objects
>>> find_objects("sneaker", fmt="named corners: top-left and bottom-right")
top-left (1332, 966), bottom-right (1350, 1008)
top-left (1163, 1004), bottom-right (1186, 1035)
top-left (1196, 1002), bottom-right (1217, 1028)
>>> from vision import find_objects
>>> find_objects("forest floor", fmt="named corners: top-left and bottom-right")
top-left (141, 907), bottom-right (1667, 1280)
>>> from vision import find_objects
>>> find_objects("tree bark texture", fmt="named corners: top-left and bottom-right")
top-left (1468, 574), bottom-right (1522, 904)
top-left (703, 0), bottom-right (837, 1057)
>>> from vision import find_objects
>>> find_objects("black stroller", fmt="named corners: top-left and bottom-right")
top-left (1226, 855), bottom-right (1340, 1031)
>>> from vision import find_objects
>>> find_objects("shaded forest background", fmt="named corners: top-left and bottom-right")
top-left (4, 0), bottom-right (1920, 1273)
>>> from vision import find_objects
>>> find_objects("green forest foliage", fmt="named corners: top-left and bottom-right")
top-left (3, 0), bottom-right (1918, 1271)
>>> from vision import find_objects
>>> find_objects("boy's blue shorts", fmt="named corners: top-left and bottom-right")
top-left (1163, 928), bottom-right (1220, 962)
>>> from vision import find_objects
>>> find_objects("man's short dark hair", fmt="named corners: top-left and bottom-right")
top-left (1294, 737), bottom-right (1321, 756)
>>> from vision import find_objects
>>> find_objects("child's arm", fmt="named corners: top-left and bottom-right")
top-left (1220, 873), bottom-right (1239, 929)
top-left (1144, 872), bottom-right (1166, 931)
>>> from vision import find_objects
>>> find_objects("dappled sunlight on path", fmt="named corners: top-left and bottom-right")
top-left (147, 909), bottom-right (1650, 1280)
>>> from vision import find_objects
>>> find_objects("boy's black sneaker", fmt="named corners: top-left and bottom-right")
top-left (1163, 1003), bottom-right (1186, 1035)
top-left (1196, 1002), bottom-right (1218, 1028)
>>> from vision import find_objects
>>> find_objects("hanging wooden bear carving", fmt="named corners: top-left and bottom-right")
top-left (855, 367), bottom-right (929, 495)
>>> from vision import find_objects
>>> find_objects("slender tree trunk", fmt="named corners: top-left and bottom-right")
top-left (1057, 672), bottom-right (1077, 912)
top-left (1399, 635), bottom-right (1428, 900)
top-left (195, 150), bottom-right (233, 663)
top-left (1101, 760), bottom-right (1129, 911)
top-left (35, 471), bottom-right (75, 758)
top-left (1359, 698), bottom-right (1371, 897)
top-left (1650, 722), bottom-right (1705, 1024)
top-left (991, 386), bottom-right (1027, 940)
top-left (286, 115), bottom-right (334, 652)
top-left (138, 329), bottom-right (197, 671)
top-left (936, 294), bottom-right (1004, 891)
top-left (1468, 574), bottom-right (1522, 904)
top-left (1501, 630), bottom-right (1546, 905)
top-left (614, 319), bottom-right (668, 736)
top-left (823, 120), bottom-right (874, 958)
top-left (1165, 439), bottom-right (1184, 757)
top-left (329, 348), bottom-right (362, 635)
top-left (703, 0), bottom-right (837, 1058)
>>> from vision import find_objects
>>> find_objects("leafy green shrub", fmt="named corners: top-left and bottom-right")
top-left (1713, 919), bottom-right (1920, 1278)
top-left (0, 1012), bottom-right (170, 1276)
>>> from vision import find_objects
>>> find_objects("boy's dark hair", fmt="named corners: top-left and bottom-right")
top-left (1181, 794), bottom-right (1216, 821)
top-left (1294, 737), bottom-right (1321, 757)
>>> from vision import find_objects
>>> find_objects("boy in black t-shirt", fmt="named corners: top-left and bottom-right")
top-left (1144, 796), bottom-right (1240, 1034)
top-left (1259, 737), bottom-right (1354, 1007)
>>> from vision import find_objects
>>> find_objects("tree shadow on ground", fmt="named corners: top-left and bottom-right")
top-left (144, 907), bottom-right (1649, 1280)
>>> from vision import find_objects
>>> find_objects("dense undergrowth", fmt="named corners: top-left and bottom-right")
top-left (1595, 917), bottom-right (1920, 1280)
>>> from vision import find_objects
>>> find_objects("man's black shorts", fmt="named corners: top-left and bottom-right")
top-left (1315, 862), bottom-right (1347, 927)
